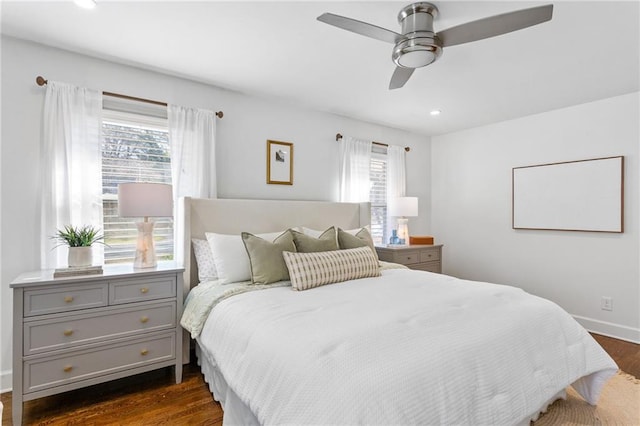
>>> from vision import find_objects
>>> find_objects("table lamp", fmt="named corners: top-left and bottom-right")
top-left (118, 182), bottom-right (173, 268)
top-left (389, 196), bottom-right (418, 245)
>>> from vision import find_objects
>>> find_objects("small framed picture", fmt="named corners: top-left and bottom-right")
top-left (267, 140), bottom-right (293, 185)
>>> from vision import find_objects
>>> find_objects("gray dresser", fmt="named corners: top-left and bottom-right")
top-left (376, 244), bottom-right (443, 272)
top-left (10, 262), bottom-right (184, 425)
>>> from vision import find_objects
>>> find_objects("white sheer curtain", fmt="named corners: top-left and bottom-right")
top-left (168, 104), bottom-right (217, 263)
top-left (41, 81), bottom-right (103, 269)
top-left (386, 144), bottom-right (407, 238)
top-left (338, 136), bottom-right (372, 202)
top-left (168, 105), bottom-right (217, 199)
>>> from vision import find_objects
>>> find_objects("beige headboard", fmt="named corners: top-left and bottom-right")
top-left (179, 197), bottom-right (371, 291)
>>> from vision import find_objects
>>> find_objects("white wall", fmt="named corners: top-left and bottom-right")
top-left (431, 92), bottom-right (640, 343)
top-left (0, 36), bottom-right (431, 391)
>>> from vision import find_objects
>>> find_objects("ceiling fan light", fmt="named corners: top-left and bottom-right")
top-left (392, 37), bottom-right (442, 69)
top-left (398, 50), bottom-right (435, 68)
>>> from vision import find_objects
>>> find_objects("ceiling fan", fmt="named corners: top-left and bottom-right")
top-left (317, 2), bottom-right (553, 90)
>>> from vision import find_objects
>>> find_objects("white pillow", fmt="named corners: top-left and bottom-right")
top-left (191, 239), bottom-right (218, 282)
top-left (206, 231), bottom-right (287, 284)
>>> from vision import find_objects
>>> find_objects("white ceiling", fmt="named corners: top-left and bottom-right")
top-left (2, 1), bottom-right (639, 136)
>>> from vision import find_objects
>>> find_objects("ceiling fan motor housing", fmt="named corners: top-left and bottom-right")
top-left (392, 2), bottom-right (442, 69)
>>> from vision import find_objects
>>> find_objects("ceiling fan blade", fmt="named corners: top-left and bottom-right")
top-left (317, 13), bottom-right (402, 44)
top-left (437, 4), bottom-right (553, 47)
top-left (389, 67), bottom-right (415, 90)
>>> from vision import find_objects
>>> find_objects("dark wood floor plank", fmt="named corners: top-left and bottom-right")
top-left (1, 334), bottom-right (637, 425)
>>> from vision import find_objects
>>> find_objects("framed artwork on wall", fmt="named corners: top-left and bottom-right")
top-left (512, 156), bottom-right (624, 233)
top-left (267, 140), bottom-right (293, 185)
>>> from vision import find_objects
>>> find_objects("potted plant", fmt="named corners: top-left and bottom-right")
top-left (52, 225), bottom-right (104, 268)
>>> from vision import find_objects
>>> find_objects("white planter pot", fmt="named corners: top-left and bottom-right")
top-left (68, 246), bottom-right (93, 268)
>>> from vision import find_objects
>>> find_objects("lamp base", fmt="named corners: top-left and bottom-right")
top-left (133, 220), bottom-right (157, 268)
top-left (397, 217), bottom-right (410, 246)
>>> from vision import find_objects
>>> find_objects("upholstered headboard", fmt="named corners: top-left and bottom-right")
top-left (179, 197), bottom-right (371, 291)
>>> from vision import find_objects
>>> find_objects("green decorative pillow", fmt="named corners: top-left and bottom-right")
top-left (337, 227), bottom-right (377, 259)
top-left (283, 246), bottom-right (381, 291)
top-left (241, 231), bottom-right (296, 284)
top-left (291, 226), bottom-right (339, 253)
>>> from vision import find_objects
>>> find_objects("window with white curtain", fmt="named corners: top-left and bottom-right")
top-left (369, 147), bottom-right (388, 245)
top-left (101, 107), bottom-right (173, 264)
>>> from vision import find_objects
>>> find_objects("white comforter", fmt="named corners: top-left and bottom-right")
top-left (197, 268), bottom-right (617, 425)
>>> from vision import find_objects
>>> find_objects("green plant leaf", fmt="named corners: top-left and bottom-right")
top-left (51, 225), bottom-right (105, 247)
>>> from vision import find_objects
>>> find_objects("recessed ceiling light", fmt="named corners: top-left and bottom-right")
top-left (74, 0), bottom-right (96, 9)
top-left (430, 110), bottom-right (441, 116)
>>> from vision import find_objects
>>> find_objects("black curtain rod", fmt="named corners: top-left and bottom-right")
top-left (36, 76), bottom-right (223, 119)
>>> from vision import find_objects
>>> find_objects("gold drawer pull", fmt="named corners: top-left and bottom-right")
top-left (140, 287), bottom-right (149, 294)
top-left (63, 365), bottom-right (73, 373)
top-left (140, 349), bottom-right (148, 356)
top-left (63, 329), bottom-right (74, 336)
top-left (140, 316), bottom-right (149, 323)
top-left (64, 296), bottom-right (74, 303)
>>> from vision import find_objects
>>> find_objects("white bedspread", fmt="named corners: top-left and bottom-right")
top-left (197, 268), bottom-right (617, 425)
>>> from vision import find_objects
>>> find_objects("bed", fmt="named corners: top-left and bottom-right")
top-left (178, 197), bottom-right (618, 425)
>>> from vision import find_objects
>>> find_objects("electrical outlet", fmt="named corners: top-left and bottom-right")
top-left (601, 296), bottom-right (613, 311)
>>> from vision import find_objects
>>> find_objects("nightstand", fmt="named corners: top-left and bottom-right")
top-left (10, 262), bottom-right (184, 426)
top-left (376, 244), bottom-right (443, 273)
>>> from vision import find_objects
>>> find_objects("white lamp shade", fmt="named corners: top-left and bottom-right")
top-left (388, 196), bottom-right (418, 217)
top-left (118, 183), bottom-right (173, 218)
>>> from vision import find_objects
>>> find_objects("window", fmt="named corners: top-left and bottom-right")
top-left (101, 108), bottom-right (173, 264)
top-left (369, 151), bottom-right (387, 245)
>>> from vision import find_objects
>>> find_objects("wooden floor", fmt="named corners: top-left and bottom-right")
top-left (592, 333), bottom-right (640, 378)
top-left (1, 333), bottom-right (638, 425)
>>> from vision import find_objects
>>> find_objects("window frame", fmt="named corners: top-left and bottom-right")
top-left (101, 107), bottom-right (174, 264)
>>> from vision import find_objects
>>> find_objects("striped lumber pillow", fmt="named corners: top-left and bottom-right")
top-left (283, 246), bottom-right (380, 291)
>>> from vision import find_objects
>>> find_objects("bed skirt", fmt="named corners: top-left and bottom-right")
top-left (196, 341), bottom-right (570, 426)
top-left (196, 342), bottom-right (260, 425)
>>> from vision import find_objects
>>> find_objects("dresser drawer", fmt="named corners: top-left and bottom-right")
top-left (419, 248), bottom-right (440, 263)
top-left (109, 276), bottom-right (176, 305)
top-left (24, 302), bottom-right (176, 355)
top-left (24, 333), bottom-right (176, 394)
top-left (24, 283), bottom-right (108, 317)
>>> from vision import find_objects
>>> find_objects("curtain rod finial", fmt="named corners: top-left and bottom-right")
top-left (216, 111), bottom-right (224, 119)
top-left (336, 133), bottom-right (342, 141)
top-left (36, 76), bottom-right (47, 86)
top-left (404, 147), bottom-right (410, 152)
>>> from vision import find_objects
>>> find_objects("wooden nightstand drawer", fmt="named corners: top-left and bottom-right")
top-left (109, 276), bottom-right (176, 305)
top-left (24, 332), bottom-right (176, 394)
top-left (419, 249), bottom-right (440, 263)
top-left (24, 301), bottom-right (176, 355)
top-left (412, 261), bottom-right (441, 273)
top-left (396, 252), bottom-right (419, 265)
top-left (24, 284), bottom-right (108, 317)
top-left (375, 244), bottom-right (443, 273)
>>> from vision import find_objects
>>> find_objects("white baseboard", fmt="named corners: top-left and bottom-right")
top-left (573, 314), bottom-right (640, 344)
top-left (0, 370), bottom-right (12, 393)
